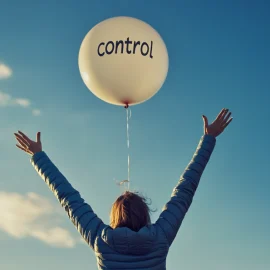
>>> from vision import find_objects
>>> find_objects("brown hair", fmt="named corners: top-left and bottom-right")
top-left (110, 191), bottom-right (155, 232)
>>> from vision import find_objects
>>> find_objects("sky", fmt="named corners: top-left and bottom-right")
top-left (0, 0), bottom-right (269, 269)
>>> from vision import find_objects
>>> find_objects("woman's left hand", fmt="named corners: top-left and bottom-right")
top-left (14, 131), bottom-right (42, 156)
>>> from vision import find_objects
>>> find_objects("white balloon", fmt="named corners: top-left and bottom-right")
top-left (78, 16), bottom-right (169, 107)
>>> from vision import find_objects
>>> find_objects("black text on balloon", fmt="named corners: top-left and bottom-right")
top-left (97, 37), bottom-right (153, 58)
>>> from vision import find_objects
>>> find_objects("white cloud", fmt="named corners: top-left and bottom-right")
top-left (32, 109), bottom-right (41, 116)
top-left (14, 98), bottom-right (31, 108)
top-left (0, 92), bottom-right (11, 106)
top-left (0, 62), bottom-right (41, 115)
top-left (31, 227), bottom-right (76, 248)
top-left (0, 63), bottom-right (12, 79)
top-left (0, 91), bottom-right (41, 115)
top-left (0, 191), bottom-right (78, 248)
top-left (0, 91), bottom-right (31, 108)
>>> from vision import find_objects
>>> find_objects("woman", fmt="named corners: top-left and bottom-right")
top-left (14, 108), bottom-right (232, 270)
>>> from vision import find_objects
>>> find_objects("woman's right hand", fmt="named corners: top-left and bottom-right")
top-left (202, 108), bottom-right (233, 138)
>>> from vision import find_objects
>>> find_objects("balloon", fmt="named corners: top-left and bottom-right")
top-left (78, 16), bottom-right (169, 107)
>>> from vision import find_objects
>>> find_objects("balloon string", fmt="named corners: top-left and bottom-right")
top-left (126, 106), bottom-right (131, 190)
top-left (115, 105), bottom-right (131, 191)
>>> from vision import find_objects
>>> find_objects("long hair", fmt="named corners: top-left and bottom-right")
top-left (110, 191), bottom-right (155, 232)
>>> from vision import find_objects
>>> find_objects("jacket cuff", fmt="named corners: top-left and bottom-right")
top-left (201, 134), bottom-right (216, 143)
top-left (30, 151), bottom-right (47, 164)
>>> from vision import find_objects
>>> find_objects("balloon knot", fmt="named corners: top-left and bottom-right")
top-left (122, 99), bottom-right (130, 109)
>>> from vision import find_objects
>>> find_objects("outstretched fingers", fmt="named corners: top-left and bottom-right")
top-left (18, 131), bottom-right (31, 144)
top-left (222, 111), bottom-right (232, 125)
top-left (222, 117), bottom-right (233, 129)
top-left (216, 108), bottom-right (227, 121)
top-left (16, 144), bottom-right (32, 155)
top-left (14, 133), bottom-right (30, 148)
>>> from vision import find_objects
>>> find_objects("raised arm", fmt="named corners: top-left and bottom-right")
top-left (155, 108), bottom-right (233, 246)
top-left (14, 131), bottom-right (105, 250)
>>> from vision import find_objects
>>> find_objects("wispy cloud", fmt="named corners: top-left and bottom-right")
top-left (0, 92), bottom-right (31, 108)
top-left (0, 91), bottom-right (41, 116)
top-left (14, 98), bottom-right (31, 108)
top-left (0, 63), bottom-right (12, 79)
top-left (32, 109), bottom-right (41, 116)
top-left (0, 191), bottom-right (78, 248)
top-left (0, 92), bottom-right (11, 106)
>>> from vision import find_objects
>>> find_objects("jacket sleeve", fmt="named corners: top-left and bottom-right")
top-left (155, 134), bottom-right (216, 246)
top-left (30, 151), bottom-right (105, 250)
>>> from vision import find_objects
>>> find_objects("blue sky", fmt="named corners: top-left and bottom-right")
top-left (0, 0), bottom-right (269, 269)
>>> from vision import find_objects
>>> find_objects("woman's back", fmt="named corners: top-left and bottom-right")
top-left (94, 225), bottom-right (169, 269)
